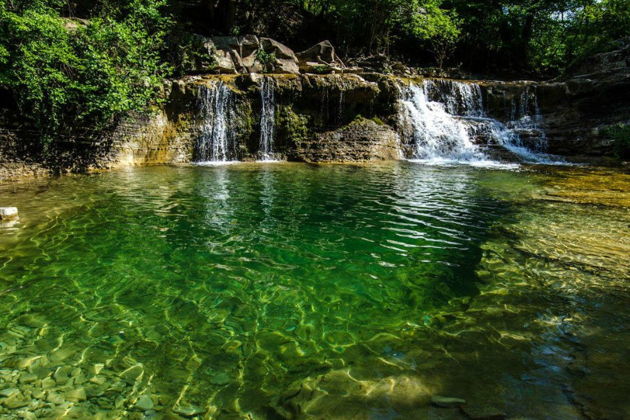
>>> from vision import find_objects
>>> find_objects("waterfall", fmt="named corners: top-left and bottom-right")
top-left (401, 81), bottom-right (485, 162)
top-left (196, 82), bottom-right (237, 163)
top-left (258, 77), bottom-right (276, 161)
top-left (401, 80), bottom-right (555, 164)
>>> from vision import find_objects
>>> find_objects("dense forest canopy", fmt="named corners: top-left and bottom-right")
top-left (1, 0), bottom-right (628, 146)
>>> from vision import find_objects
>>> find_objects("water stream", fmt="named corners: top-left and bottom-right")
top-left (258, 77), bottom-right (277, 161)
top-left (195, 82), bottom-right (237, 164)
top-left (401, 80), bottom-right (557, 164)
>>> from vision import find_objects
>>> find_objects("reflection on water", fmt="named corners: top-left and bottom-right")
top-left (0, 163), bottom-right (628, 419)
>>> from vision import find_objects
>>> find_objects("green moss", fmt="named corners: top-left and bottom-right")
top-left (277, 105), bottom-right (310, 145)
top-left (371, 116), bottom-right (385, 125)
top-left (311, 65), bottom-right (332, 74)
top-left (349, 115), bottom-right (384, 126)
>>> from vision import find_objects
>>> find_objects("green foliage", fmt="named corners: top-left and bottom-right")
top-left (288, 0), bottom-right (460, 65)
top-left (0, 0), bottom-right (171, 147)
top-left (445, 0), bottom-right (630, 76)
top-left (277, 105), bottom-right (309, 146)
top-left (255, 48), bottom-right (277, 72)
top-left (602, 123), bottom-right (630, 159)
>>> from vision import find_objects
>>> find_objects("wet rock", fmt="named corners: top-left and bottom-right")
top-left (0, 207), bottom-right (18, 220)
top-left (17, 410), bottom-right (37, 420)
top-left (41, 377), bottom-right (55, 389)
top-left (173, 405), bottom-right (205, 417)
top-left (46, 392), bottom-right (64, 405)
top-left (210, 372), bottom-right (231, 385)
top-left (136, 394), bottom-right (154, 411)
top-left (0, 388), bottom-right (19, 398)
top-left (89, 375), bottom-right (107, 385)
top-left (49, 346), bottom-right (75, 362)
top-left (120, 365), bottom-right (143, 384)
top-left (53, 365), bottom-right (72, 385)
top-left (460, 405), bottom-right (507, 420)
top-left (431, 395), bottom-right (467, 408)
top-left (19, 372), bottom-right (37, 384)
top-left (2, 392), bottom-right (28, 409)
top-left (65, 387), bottom-right (87, 402)
top-left (91, 363), bottom-right (105, 376)
top-left (291, 118), bottom-right (401, 162)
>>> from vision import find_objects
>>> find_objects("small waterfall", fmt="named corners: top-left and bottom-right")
top-left (258, 77), bottom-right (276, 161)
top-left (196, 82), bottom-right (237, 163)
top-left (401, 79), bottom-right (555, 164)
top-left (401, 81), bottom-right (485, 162)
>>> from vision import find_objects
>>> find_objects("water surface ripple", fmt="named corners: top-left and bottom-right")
top-left (0, 163), bottom-right (628, 419)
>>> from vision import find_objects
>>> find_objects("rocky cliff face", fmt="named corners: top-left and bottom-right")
top-left (1, 48), bottom-right (628, 181)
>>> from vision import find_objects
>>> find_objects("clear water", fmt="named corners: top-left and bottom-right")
top-left (0, 163), bottom-right (628, 419)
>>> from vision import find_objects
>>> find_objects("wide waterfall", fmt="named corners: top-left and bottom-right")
top-left (195, 82), bottom-right (237, 163)
top-left (258, 77), bottom-right (276, 161)
top-left (401, 80), bottom-right (554, 164)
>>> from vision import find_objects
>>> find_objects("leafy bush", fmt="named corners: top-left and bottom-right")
top-left (255, 49), bottom-right (277, 73)
top-left (0, 0), bottom-right (172, 149)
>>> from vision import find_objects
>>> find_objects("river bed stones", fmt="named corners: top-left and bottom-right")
top-left (431, 395), bottom-right (467, 408)
top-left (0, 207), bottom-right (18, 220)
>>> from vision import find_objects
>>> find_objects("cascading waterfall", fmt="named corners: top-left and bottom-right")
top-left (401, 79), bottom-right (555, 164)
top-left (196, 82), bottom-right (236, 163)
top-left (258, 77), bottom-right (276, 161)
top-left (401, 81), bottom-right (485, 162)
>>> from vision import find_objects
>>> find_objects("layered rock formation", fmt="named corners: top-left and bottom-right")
top-left (1, 39), bottom-right (628, 180)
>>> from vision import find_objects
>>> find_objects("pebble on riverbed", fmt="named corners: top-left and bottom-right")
top-left (431, 395), bottom-right (467, 408)
top-left (0, 207), bottom-right (18, 220)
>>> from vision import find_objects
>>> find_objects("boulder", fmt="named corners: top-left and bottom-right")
top-left (260, 38), bottom-right (298, 60)
top-left (297, 40), bottom-right (345, 67)
top-left (212, 35), bottom-right (260, 60)
top-left (207, 36), bottom-right (299, 74)
top-left (213, 48), bottom-right (237, 74)
top-left (275, 58), bottom-right (300, 74)
top-left (242, 53), bottom-right (264, 73)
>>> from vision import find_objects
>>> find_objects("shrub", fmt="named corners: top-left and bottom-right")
top-left (0, 0), bottom-right (172, 149)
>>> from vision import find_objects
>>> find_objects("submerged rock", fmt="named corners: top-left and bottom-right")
top-left (431, 395), bottom-right (467, 408)
top-left (135, 394), bottom-right (154, 411)
top-left (0, 207), bottom-right (18, 220)
top-left (173, 405), bottom-right (205, 417)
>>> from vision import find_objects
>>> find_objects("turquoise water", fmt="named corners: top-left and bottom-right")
top-left (0, 163), bottom-right (628, 419)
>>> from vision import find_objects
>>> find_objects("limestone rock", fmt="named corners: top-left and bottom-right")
top-left (275, 58), bottom-right (300, 74)
top-left (291, 118), bottom-right (401, 163)
top-left (297, 40), bottom-right (345, 71)
top-left (260, 38), bottom-right (297, 60)
top-left (213, 49), bottom-right (237, 74)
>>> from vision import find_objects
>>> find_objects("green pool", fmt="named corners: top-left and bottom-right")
top-left (0, 162), bottom-right (628, 419)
